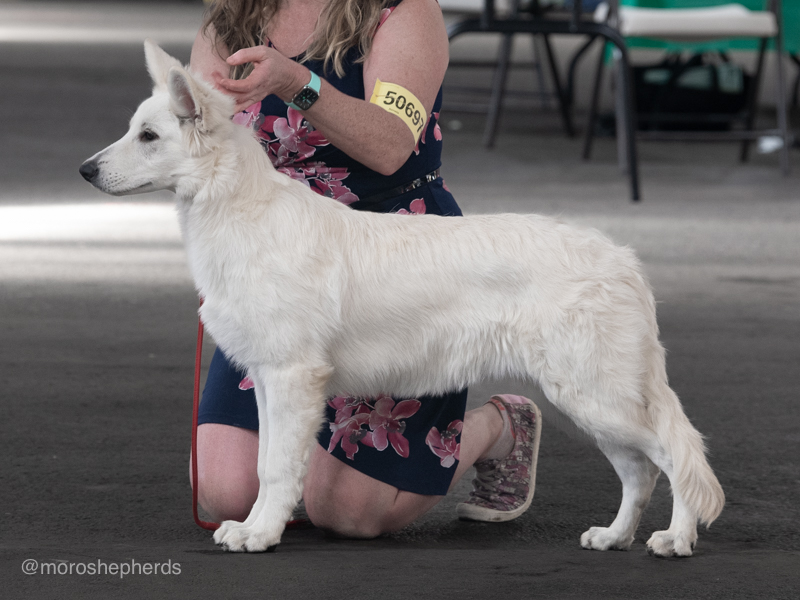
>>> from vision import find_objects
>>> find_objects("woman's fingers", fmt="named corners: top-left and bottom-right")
top-left (226, 45), bottom-right (270, 66)
top-left (219, 77), bottom-right (255, 93)
top-left (217, 45), bottom-right (292, 112)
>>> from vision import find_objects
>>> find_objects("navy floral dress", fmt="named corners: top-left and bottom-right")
top-left (198, 1), bottom-right (467, 496)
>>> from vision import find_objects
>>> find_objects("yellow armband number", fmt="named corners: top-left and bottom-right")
top-left (369, 79), bottom-right (428, 143)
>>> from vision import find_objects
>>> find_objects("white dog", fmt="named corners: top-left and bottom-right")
top-left (80, 41), bottom-right (724, 556)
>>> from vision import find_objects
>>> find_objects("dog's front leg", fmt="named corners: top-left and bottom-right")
top-left (214, 364), bottom-right (330, 552)
top-left (212, 377), bottom-right (271, 544)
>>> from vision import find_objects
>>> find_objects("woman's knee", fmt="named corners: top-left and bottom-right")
top-left (303, 448), bottom-right (397, 538)
top-left (190, 423), bottom-right (260, 523)
top-left (303, 485), bottom-right (387, 539)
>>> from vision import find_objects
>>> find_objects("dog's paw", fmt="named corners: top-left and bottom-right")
top-left (213, 520), bottom-right (280, 553)
top-left (580, 526), bottom-right (633, 551)
top-left (212, 520), bottom-right (240, 547)
top-left (646, 530), bottom-right (696, 558)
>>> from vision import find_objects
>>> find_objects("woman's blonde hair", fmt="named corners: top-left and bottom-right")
top-left (204, 0), bottom-right (393, 79)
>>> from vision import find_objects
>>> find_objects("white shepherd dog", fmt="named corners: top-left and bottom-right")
top-left (80, 41), bottom-right (724, 556)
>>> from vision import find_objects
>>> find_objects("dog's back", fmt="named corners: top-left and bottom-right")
top-left (299, 206), bottom-right (649, 399)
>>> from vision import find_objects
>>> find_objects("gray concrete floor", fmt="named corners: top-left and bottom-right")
top-left (1, 2), bottom-right (799, 598)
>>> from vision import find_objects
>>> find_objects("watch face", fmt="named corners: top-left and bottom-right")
top-left (294, 87), bottom-right (319, 111)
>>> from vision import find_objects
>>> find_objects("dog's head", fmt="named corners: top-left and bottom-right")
top-left (79, 40), bottom-right (236, 196)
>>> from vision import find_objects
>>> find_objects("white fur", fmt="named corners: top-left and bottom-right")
top-left (82, 41), bottom-right (725, 555)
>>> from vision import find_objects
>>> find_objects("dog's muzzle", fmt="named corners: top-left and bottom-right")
top-left (79, 160), bottom-right (99, 183)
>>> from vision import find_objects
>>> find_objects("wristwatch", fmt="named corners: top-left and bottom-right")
top-left (286, 71), bottom-right (321, 111)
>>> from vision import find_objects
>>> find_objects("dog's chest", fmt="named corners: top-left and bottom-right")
top-left (182, 208), bottom-right (339, 366)
top-left (181, 215), bottom-right (277, 355)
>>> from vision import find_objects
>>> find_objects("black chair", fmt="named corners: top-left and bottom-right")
top-left (443, 0), bottom-right (577, 146)
top-left (446, 0), bottom-right (643, 201)
top-left (583, 0), bottom-right (791, 175)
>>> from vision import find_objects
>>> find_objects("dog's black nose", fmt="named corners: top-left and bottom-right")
top-left (79, 160), bottom-right (99, 182)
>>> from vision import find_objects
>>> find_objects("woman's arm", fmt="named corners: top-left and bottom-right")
top-left (189, 24), bottom-right (233, 92)
top-left (210, 0), bottom-right (450, 176)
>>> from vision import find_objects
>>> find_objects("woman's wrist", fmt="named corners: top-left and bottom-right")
top-left (277, 63), bottom-right (315, 104)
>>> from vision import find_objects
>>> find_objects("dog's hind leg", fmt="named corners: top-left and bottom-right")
top-left (645, 475), bottom-right (698, 558)
top-left (537, 373), bottom-right (664, 553)
top-left (214, 363), bottom-right (331, 552)
top-left (534, 342), bottom-right (663, 553)
top-left (580, 444), bottom-right (660, 551)
top-left (640, 381), bottom-right (725, 557)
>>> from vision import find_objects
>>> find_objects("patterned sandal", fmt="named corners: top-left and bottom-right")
top-left (456, 394), bottom-right (542, 522)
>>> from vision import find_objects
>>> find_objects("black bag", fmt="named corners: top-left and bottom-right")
top-left (632, 53), bottom-right (752, 131)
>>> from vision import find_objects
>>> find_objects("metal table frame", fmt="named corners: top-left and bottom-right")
top-left (447, 0), bottom-right (642, 201)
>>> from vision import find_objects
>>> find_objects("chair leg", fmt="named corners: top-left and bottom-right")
top-left (740, 38), bottom-right (769, 163)
top-left (613, 49), bottom-right (629, 173)
top-left (541, 34), bottom-right (576, 138)
top-left (566, 36), bottom-right (599, 111)
top-left (774, 26), bottom-right (791, 174)
top-left (583, 39), bottom-right (606, 160)
top-left (484, 33), bottom-right (514, 148)
top-left (531, 35), bottom-right (551, 110)
top-left (621, 59), bottom-right (641, 202)
top-left (791, 54), bottom-right (800, 109)
top-left (609, 43), bottom-right (641, 201)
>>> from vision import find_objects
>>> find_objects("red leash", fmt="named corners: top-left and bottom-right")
top-left (191, 298), bottom-right (309, 531)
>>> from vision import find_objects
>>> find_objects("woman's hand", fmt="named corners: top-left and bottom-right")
top-left (218, 46), bottom-right (308, 113)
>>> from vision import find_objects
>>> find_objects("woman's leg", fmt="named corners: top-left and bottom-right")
top-left (190, 423), bottom-right (260, 523)
top-left (303, 401), bottom-right (504, 537)
top-left (191, 402), bottom-right (504, 535)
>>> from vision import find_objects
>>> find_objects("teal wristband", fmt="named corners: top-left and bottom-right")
top-left (286, 71), bottom-right (321, 111)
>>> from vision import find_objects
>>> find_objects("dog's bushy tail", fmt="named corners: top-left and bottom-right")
top-left (646, 366), bottom-right (725, 526)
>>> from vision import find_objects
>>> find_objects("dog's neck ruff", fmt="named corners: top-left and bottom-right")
top-left (177, 125), bottom-right (276, 206)
top-left (177, 125), bottom-right (299, 304)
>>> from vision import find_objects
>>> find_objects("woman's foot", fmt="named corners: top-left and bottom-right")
top-left (456, 394), bottom-right (542, 522)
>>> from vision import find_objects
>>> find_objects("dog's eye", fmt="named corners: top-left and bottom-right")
top-left (140, 130), bottom-right (159, 142)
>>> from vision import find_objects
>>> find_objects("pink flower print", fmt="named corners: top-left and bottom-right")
top-left (432, 112), bottom-right (443, 141)
top-left (274, 163), bottom-right (360, 204)
top-left (277, 167), bottom-right (311, 185)
top-left (307, 165), bottom-right (359, 205)
top-left (368, 396), bottom-right (421, 458)
top-left (232, 102), bottom-right (263, 130)
top-left (271, 144), bottom-right (293, 168)
top-left (395, 198), bottom-right (426, 215)
top-left (328, 398), bottom-right (372, 460)
top-left (426, 420), bottom-right (463, 468)
top-left (255, 111), bottom-right (360, 204)
top-left (238, 376), bottom-right (255, 391)
top-left (328, 396), bottom-right (372, 419)
top-left (414, 112), bottom-right (442, 155)
top-left (317, 181), bottom-right (358, 205)
top-left (258, 109), bottom-right (328, 166)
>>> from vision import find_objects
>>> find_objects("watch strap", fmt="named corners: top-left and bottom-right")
top-left (286, 71), bottom-right (321, 111)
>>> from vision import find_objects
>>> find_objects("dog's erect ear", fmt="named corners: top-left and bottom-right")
top-left (168, 66), bottom-right (202, 122)
top-left (167, 66), bottom-right (235, 133)
top-left (144, 39), bottom-right (182, 91)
